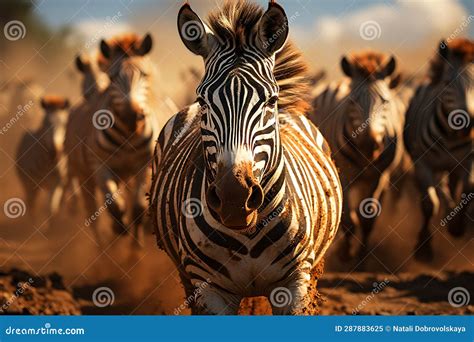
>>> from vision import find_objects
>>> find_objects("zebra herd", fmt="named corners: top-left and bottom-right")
top-left (11, 0), bottom-right (473, 315)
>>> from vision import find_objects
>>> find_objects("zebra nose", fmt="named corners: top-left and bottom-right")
top-left (206, 175), bottom-right (264, 228)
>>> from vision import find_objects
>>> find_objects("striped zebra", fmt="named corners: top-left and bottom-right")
top-left (16, 95), bottom-right (69, 225)
top-left (61, 53), bottom-right (109, 211)
top-left (404, 38), bottom-right (473, 262)
top-left (65, 33), bottom-right (160, 246)
top-left (309, 51), bottom-right (406, 265)
top-left (150, 1), bottom-right (342, 315)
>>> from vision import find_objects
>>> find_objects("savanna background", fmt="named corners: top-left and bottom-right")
top-left (0, 0), bottom-right (472, 315)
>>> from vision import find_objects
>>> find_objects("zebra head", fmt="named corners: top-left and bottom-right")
top-left (40, 95), bottom-right (70, 153)
top-left (436, 38), bottom-right (474, 118)
top-left (178, 1), bottom-right (288, 229)
top-left (341, 52), bottom-right (398, 159)
top-left (99, 33), bottom-right (154, 133)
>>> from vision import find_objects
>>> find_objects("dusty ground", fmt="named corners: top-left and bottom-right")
top-left (0, 269), bottom-right (80, 315)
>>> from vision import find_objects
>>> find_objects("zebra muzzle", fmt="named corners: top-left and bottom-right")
top-left (206, 165), bottom-right (264, 229)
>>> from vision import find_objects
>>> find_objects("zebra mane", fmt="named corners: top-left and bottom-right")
top-left (428, 38), bottom-right (474, 84)
top-left (348, 51), bottom-right (390, 76)
top-left (207, 0), bottom-right (310, 115)
top-left (104, 33), bottom-right (144, 57)
top-left (41, 95), bottom-right (69, 110)
top-left (97, 33), bottom-right (147, 73)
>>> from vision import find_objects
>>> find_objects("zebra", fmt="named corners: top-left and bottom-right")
top-left (309, 51), bottom-right (406, 265)
top-left (60, 53), bottom-right (109, 213)
top-left (404, 38), bottom-right (473, 262)
top-left (64, 33), bottom-right (160, 246)
top-left (15, 95), bottom-right (69, 226)
top-left (149, 0), bottom-right (342, 315)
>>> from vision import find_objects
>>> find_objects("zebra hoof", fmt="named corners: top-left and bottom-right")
top-left (414, 243), bottom-right (434, 263)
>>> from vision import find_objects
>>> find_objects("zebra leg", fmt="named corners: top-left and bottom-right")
top-left (49, 178), bottom-right (64, 217)
top-left (46, 177), bottom-right (64, 232)
top-left (25, 185), bottom-right (39, 223)
top-left (129, 168), bottom-right (149, 247)
top-left (96, 170), bottom-right (127, 236)
top-left (413, 163), bottom-right (439, 262)
top-left (446, 170), bottom-right (468, 237)
top-left (80, 178), bottom-right (103, 246)
top-left (192, 284), bottom-right (241, 315)
top-left (356, 173), bottom-right (389, 268)
top-left (271, 272), bottom-right (311, 315)
top-left (62, 176), bottom-right (81, 216)
top-left (338, 196), bottom-right (356, 262)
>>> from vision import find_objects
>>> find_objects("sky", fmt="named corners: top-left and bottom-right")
top-left (13, 0), bottom-right (474, 99)
top-left (34, 0), bottom-right (474, 35)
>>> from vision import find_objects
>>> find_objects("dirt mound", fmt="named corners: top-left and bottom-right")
top-left (0, 268), bottom-right (81, 315)
top-left (318, 271), bottom-right (474, 315)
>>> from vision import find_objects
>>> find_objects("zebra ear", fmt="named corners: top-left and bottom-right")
top-left (258, 2), bottom-right (289, 55)
top-left (439, 39), bottom-right (449, 59)
top-left (341, 56), bottom-right (352, 77)
top-left (136, 33), bottom-right (153, 56)
top-left (178, 4), bottom-right (211, 57)
top-left (100, 39), bottom-right (111, 59)
top-left (389, 73), bottom-right (402, 89)
top-left (381, 56), bottom-right (396, 77)
top-left (75, 55), bottom-right (89, 73)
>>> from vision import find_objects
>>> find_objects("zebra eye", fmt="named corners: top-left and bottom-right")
top-left (266, 96), bottom-right (278, 107)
